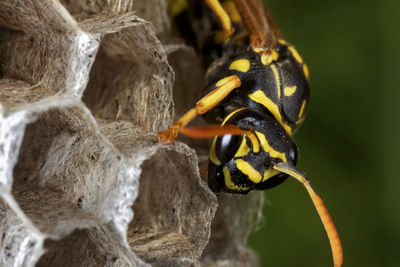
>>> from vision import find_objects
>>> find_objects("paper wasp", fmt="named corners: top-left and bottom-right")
top-left (158, 0), bottom-right (343, 266)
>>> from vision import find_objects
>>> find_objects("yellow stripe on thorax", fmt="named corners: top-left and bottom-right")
top-left (303, 64), bottom-right (310, 81)
top-left (270, 64), bottom-right (281, 99)
top-left (229, 59), bottom-right (250, 72)
top-left (298, 100), bottom-right (307, 119)
top-left (223, 166), bottom-right (250, 191)
top-left (248, 90), bottom-right (292, 135)
top-left (288, 46), bottom-right (304, 64)
top-left (255, 131), bottom-right (287, 163)
top-left (234, 159), bottom-right (262, 183)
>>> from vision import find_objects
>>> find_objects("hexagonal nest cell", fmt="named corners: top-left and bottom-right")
top-left (0, 0), bottom-right (264, 266)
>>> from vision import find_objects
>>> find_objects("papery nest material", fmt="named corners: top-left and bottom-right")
top-left (0, 0), bottom-right (264, 266)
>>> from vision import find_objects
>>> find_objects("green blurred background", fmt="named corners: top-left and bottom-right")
top-left (248, 0), bottom-right (400, 266)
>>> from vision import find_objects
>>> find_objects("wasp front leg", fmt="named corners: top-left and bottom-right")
top-left (157, 75), bottom-right (241, 144)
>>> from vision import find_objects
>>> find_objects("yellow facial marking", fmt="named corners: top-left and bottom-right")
top-left (209, 137), bottom-right (221, 165)
top-left (298, 100), bottom-right (307, 119)
top-left (223, 166), bottom-right (250, 191)
top-left (235, 159), bottom-right (262, 184)
top-left (261, 50), bottom-right (279, 66)
top-left (263, 168), bottom-right (280, 182)
top-left (288, 46), bottom-right (304, 64)
top-left (303, 64), bottom-right (310, 81)
top-left (248, 90), bottom-right (292, 135)
top-left (234, 136), bottom-right (250, 158)
top-left (255, 131), bottom-right (287, 163)
top-left (270, 64), bottom-right (281, 99)
top-left (284, 85), bottom-right (297, 97)
top-left (229, 59), bottom-right (250, 73)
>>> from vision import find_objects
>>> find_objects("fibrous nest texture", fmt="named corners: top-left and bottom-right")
top-left (0, 1), bottom-right (263, 266)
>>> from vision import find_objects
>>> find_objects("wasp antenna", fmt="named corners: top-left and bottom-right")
top-left (180, 124), bottom-right (245, 138)
top-left (180, 124), bottom-right (260, 151)
top-left (273, 163), bottom-right (343, 267)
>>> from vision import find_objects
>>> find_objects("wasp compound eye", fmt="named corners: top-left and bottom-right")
top-left (215, 134), bottom-right (242, 163)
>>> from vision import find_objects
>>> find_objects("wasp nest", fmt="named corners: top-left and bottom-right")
top-left (0, 1), bottom-right (263, 266)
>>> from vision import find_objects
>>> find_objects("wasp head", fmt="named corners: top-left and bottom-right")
top-left (208, 108), bottom-right (298, 193)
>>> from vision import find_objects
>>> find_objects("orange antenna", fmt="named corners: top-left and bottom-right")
top-left (273, 163), bottom-right (343, 267)
top-left (180, 125), bottom-right (260, 153)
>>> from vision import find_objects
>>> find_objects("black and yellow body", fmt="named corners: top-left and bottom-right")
top-left (207, 107), bottom-right (298, 193)
top-left (203, 41), bottom-right (309, 134)
top-left (168, 0), bottom-right (310, 193)
top-left (160, 0), bottom-right (343, 266)
top-left (202, 41), bottom-right (310, 193)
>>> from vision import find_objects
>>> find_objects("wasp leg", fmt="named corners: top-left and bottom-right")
top-left (157, 75), bottom-right (241, 144)
top-left (204, 0), bottom-right (235, 39)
